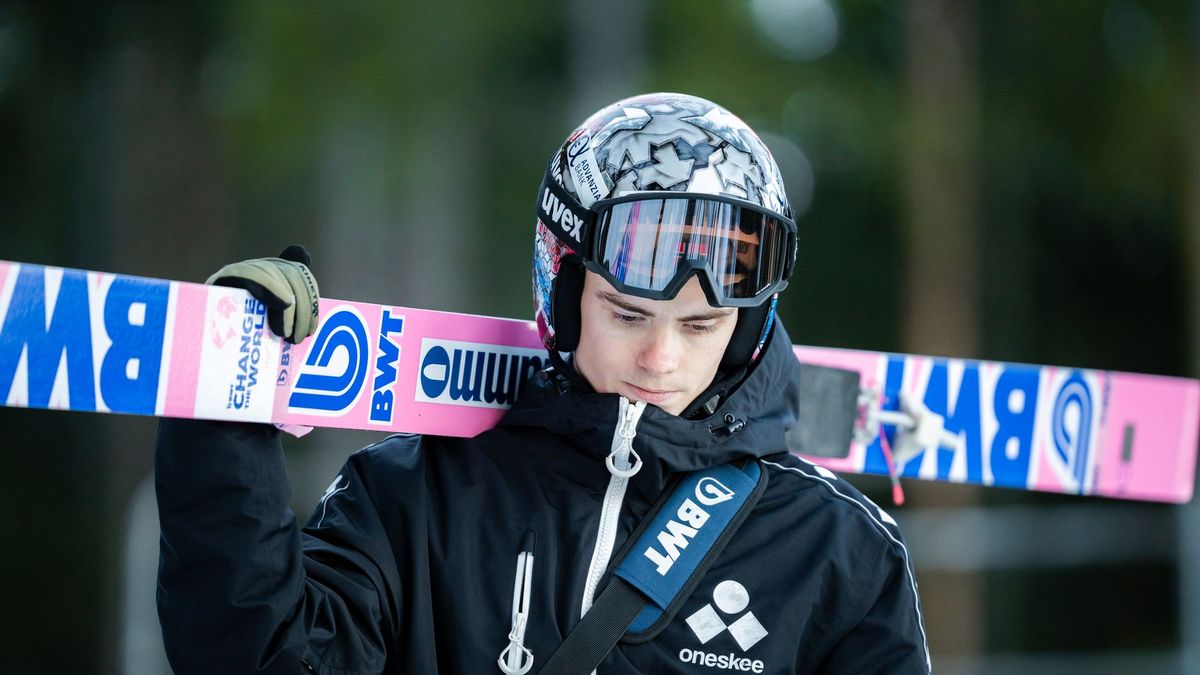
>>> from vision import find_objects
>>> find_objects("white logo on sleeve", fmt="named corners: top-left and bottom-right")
top-left (315, 474), bottom-right (349, 528)
top-left (685, 580), bottom-right (768, 651)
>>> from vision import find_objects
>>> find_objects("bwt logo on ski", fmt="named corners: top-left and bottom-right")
top-left (416, 339), bottom-right (544, 409)
top-left (368, 309), bottom-right (404, 425)
top-left (1051, 370), bottom-right (1096, 493)
top-left (276, 341), bottom-right (292, 386)
top-left (867, 357), bottom-right (1099, 494)
top-left (288, 306), bottom-right (370, 416)
top-left (225, 298), bottom-right (267, 411)
top-left (644, 477), bottom-right (736, 576)
top-left (0, 265), bottom-right (170, 415)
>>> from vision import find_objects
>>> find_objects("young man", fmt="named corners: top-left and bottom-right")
top-left (156, 93), bottom-right (930, 674)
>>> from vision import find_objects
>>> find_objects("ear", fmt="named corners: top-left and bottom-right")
top-left (550, 256), bottom-right (585, 352)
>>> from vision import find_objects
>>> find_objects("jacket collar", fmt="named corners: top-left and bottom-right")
top-left (499, 321), bottom-right (802, 481)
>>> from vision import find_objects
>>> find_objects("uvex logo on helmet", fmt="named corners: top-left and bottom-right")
top-left (539, 187), bottom-right (585, 244)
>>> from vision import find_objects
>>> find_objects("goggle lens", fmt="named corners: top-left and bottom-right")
top-left (594, 197), bottom-right (791, 304)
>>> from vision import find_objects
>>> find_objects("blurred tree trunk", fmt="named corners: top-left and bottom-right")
top-left (903, 0), bottom-right (981, 358)
top-left (316, 109), bottom-right (476, 314)
top-left (98, 24), bottom-right (237, 672)
top-left (902, 0), bottom-right (985, 661)
top-left (566, 0), bottom-right (647, 123)
top-left (96, 35), bottom-right (234, 675)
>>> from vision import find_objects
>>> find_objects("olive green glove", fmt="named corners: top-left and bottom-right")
top-left (206, 244), bottom-right (320, 344)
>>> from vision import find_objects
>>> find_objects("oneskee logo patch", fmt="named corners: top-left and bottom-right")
top-left (678, 580), bottom-right (768, 672)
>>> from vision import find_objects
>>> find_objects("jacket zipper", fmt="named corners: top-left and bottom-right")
top-left (579, 397), bottom-right (646, 618)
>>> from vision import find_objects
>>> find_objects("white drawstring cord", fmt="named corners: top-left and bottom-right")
top-left (498, 533), bottom-right (536, 675)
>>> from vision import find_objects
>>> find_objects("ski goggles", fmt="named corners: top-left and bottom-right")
top-left (537, 174), bottom-right (796, 307)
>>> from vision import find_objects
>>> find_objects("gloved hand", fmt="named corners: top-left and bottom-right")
top-left (206, 245), bottom-right (320, 344)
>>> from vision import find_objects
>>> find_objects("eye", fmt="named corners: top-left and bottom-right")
top-left (611, 311), bottom-right (640, 326)
top-left (685, 322), bottom-right (717, 335)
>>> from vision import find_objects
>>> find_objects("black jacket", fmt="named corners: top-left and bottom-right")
top-left (156, 321), bottom-right (930, 674)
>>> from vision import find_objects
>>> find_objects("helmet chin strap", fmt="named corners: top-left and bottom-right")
top-left (545, 349), bottom-right (594, 394)
top-left (721, 300), bottom-right (772, 370)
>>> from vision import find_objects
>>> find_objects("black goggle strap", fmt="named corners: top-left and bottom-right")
top-left (536, 171), bottom-right (597, 256)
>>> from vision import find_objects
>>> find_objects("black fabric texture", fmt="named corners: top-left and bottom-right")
top-left (537, 579), bottom-right (644, 675)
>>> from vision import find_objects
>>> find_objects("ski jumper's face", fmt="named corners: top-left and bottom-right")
top-left (574, 271), bottom-right (737, 416)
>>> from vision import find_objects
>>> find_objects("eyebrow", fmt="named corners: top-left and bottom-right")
top-left (596, 289), bottom-right (736, 323)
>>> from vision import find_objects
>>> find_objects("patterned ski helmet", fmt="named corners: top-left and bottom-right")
top-left (532, 92), bottom-right (795, 369)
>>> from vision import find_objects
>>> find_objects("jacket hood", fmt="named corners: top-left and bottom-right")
top-left (499, 320), bottom-right (802, 480)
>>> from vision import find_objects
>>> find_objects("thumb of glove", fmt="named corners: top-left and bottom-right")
top-left (206, 246), bottom-right (321, 344)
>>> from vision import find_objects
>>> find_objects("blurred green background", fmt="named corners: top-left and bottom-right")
top-left (1, 1), bottom-right (1198, 673)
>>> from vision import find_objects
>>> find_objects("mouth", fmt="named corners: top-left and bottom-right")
top-left (623, 382), bottom-right (678, 404)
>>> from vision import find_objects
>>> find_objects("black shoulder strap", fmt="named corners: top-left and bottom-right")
top-left (537, 460), bottom-right (768, 675)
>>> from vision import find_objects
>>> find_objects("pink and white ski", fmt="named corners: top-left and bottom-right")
top-left (2, 260), bottom-right (1196, 503)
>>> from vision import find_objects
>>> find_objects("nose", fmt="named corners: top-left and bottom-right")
top-left (636, 325), bottom-right (681, 376)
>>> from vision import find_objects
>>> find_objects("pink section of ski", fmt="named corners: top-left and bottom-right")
top-left (274, 301), bottom-right (543, 437)
top-left (1032, 450), bottom-right (1058, 495)
top-left (1031, 367), bottom-right (1061, 496)
top-left (393, 308), bottom-right (542, 436)
top-left (1093, 373), bottom-right (1199, 503)
top-left (0, 261), bottom-right (9, 294)
top-left (163, 282), bottom-right (206, 418)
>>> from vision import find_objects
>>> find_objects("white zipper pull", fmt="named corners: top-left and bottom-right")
top-left (605, 398), bottom-right (646, 478)
top-left (498, 532), bottom-right (536, 675)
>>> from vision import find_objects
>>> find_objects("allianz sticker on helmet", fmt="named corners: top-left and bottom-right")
top-left (567, 131), bottom-right (609, 207)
